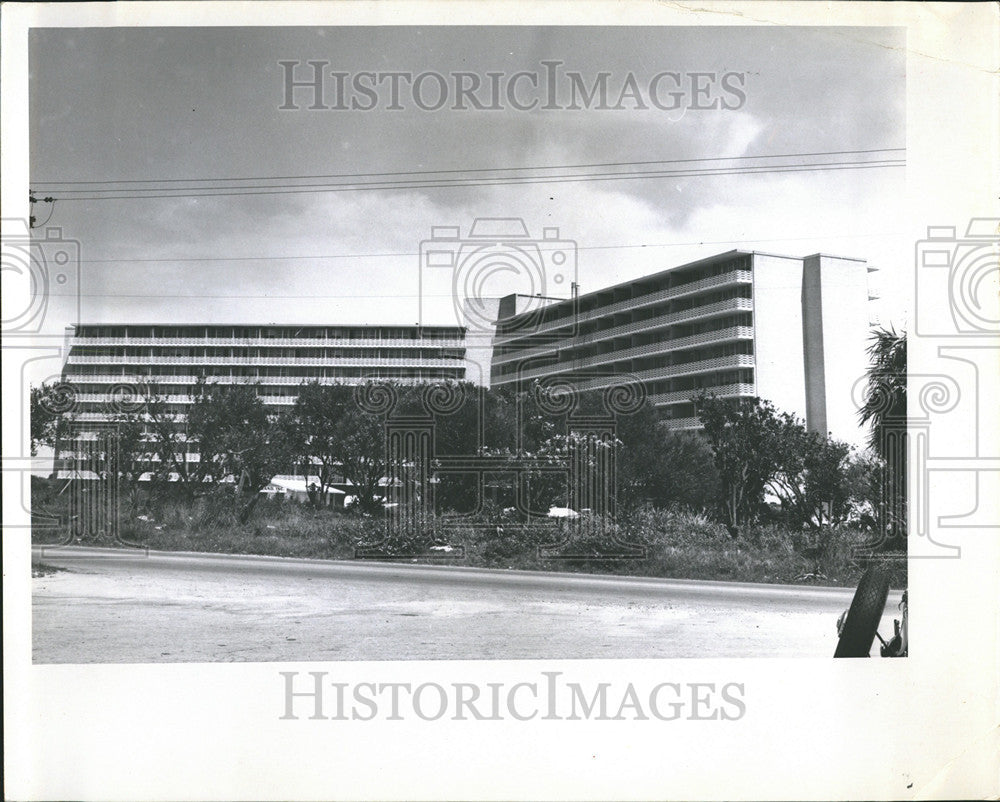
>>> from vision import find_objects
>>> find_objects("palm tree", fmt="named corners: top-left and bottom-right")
top-left (859, 327), bottom-right (907, 456)
top-left (858, 327), bottom-right (906, 549)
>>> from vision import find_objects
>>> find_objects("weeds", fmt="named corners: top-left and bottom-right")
top-left (30, 479), bottom-right (905, 588)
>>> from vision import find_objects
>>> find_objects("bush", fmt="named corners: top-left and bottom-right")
top-left (460, 525), bottom-right (536, 567)
top-left (30, 482), bottom-right (903, 587)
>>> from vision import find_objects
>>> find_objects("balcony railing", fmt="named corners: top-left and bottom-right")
top-left (496, 326), bottom-right (756, 382)
top-left (648, 382), bottom-right (756, 406)
top-left (66, 355), bottom-right (465, 368)
top-left (72, 393), bottom-right (192, 405)
top-left (61, 377), bottom-right (451, 421)
top-left (661, 416), bottom-right (702, 430)
top-left (496, 297), bottom-right (754, 371)
top-left (494, 354), bottom-right (755, 393)
top-left (70, 336), bottom-right (466, 349)
top-left (62, 373), bottom-right (472, 387)
top-left (71, 393), bottom-right (327, 408)
top-left (494, 301), bottom-right (754, 385)
top-left (495, 269), bottom-right (752, 345)
top-left (493, 326), bottom-right (753, 364)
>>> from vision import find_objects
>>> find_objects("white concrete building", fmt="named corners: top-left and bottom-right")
top-left (486, 250), bottom-right (878, 444)
top-left (57, 323), bottom-right (468, 467)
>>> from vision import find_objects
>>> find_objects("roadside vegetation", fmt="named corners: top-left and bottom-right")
top-left (30, 329), bottom-right (907, 588)
top-left (31, 561), bottom-right (64, 578)
top-left (29, 483), bottom-right (899, 587)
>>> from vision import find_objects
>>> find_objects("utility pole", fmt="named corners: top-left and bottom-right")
top-left (29, 191), bottom-right (56, 228)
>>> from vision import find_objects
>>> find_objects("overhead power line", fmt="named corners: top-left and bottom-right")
top-left (33, 148), bottom-right (904, 187)
top-left (33, 148), bottom-right (904, 202)
top-left (35, 163), bottom-right (906, 201)
top-left (73, 230), bottom-right (903, 267)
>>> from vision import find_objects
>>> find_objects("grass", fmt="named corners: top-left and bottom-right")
top-left (30, 479), bottom-right (906, 588)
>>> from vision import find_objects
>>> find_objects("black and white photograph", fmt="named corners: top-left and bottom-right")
top-left (3, 2), bottom-right (998, 800)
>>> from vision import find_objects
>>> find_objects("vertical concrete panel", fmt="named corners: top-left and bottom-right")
top-left (802, 255), bottom-right (828, 435)
top-left (751, 253), bottom-right (807, 422)
top-left (816, 254), bottom-right (872, 447)
top-left (460, 297), bottom-right (501, 388)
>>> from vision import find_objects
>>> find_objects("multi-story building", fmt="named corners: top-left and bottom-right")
top-left (54, 247), bottom-right (877, 470)
top-left (488, 250), bottom-right (877, 444)
top-left (57, 323), bottom-right (468, 468)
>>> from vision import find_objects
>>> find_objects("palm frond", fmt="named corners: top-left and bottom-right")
top-left (858, 326), bottom-right (906, 456)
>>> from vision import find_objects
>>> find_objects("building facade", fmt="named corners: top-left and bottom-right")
top-left (57, 323), bottom-right (468, 469)
top-left (488, 250), bottom-right (877, 443)
top-left (54, 247), bottom-right (877, 470)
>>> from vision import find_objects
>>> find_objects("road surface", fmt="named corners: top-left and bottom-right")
top-left (31, 546), bottom-right (903, 662)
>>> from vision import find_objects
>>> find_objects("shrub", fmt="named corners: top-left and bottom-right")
top-left (30, 483), bottom-right (902, 587)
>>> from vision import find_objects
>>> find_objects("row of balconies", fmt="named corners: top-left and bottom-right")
top-left (494, 299), bottom-right (754, 379)
top-left (64, 375), bottom-right (455, 420)
top-left (583, 355), bottom-right (755, 391)
top-left (62, 428), bottom-right (195, 444)
top-left (71, 393), bottom-right (190, 405)
top-left (573, 297), bottom-right (753, 347)
top-left (495, 326), bottom-right (755, 382)
top-left (493, 319), bottom-right (753, 367)
top-left (493, 353), bottom-right (755, 390)
top-left (71, 382), bottom-right (757, 410)
top-left (660, 416), bottom-right (702, 430)
top-left (495, 269), bottom-right (753, 344)
top-left (61, 374), bottom-right (458, 387)
top-left (648, 382), bottom-right (756, 406)
top-left (71, 336), bottom-right (466, 349)
top-left (66, 355), bottom-right (466, 368)
top-left (69, 392), bottom-right (339, 405)
top-left (58, 450), bottom-right (201, 462)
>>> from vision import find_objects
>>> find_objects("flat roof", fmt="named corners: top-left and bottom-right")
top-left (751, 249), bottom-right (868, 263)
top-left (500, 248), bottom-right (867, 324)
top-left (499, 249), bottom-right (748, 323)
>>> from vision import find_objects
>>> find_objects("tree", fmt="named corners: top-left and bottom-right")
top-left (839, 449), bottom-right (884, 531)
top-left (857, 327), bottom-right (907, 548)
top-left (30, 382), bottom-right (75, 457)
top-left (186, 382), bottom-right (291, 524)
top-left (858, 327), bottom-right (907, 455)
top-left (766, 425), bottom-right (853, 531)
top-left (408, 381), bottom-right (489, 515)
top-left (78, 412), bottom-right (149, 519)
top-left (695, 394), bottom-right (794, 537)
top-left (616, 419), bottom-right (720, 513)
top-left (139, 379), bottom-right (220, 499)
top-left (799, 435), bottom-right (854, 530)
top-left (334, 397), bottom-right (391, 515)
top-left (142, 389), bottom-right (196, 495)
top-left (287, 381), bottom-right (355, 506)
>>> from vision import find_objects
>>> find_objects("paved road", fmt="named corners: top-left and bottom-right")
top-left (31, 546), bottom-right (903, 662)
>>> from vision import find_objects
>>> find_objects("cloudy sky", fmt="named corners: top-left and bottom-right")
top-left (29, 25), bottom-right (906, 335)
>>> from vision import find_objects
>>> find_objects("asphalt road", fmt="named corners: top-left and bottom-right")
top-left (31, 546), bottom-right (903, 662)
